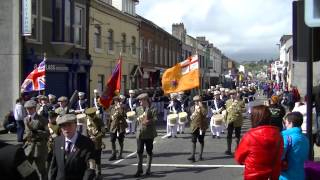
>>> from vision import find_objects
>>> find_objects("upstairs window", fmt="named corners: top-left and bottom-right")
top-left (131, 36), bottom-right (136, 55)
top-left (29, 0), bottom-right (41, 41)
top-left (121, 33), bottom-right (127, 53)
top-left (94, 25), bottom-right (102, 49)
top-left (107, 29), bottom-right (114, 51)
top-left (74, 4), bottom-right (85, 47)
top-left (53, 0), bottom-right (71, 42)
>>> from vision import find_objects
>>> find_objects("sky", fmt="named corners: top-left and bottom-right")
top-left (136, 0), bottom-right (293, 62)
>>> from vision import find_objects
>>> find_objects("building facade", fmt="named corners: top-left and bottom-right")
top-left (138, 16), bottom-right (182, 89)
top-left (89, 0), bottom-right (139, 99)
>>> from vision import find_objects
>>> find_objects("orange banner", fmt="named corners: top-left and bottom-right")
top-left (161, 55), bottom-right (199, 94)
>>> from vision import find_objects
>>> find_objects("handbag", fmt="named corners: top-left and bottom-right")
top-left (281, 136), bottom-right (292, 171)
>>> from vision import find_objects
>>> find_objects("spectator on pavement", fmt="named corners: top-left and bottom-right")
top-left (235, 105), bottom-right (283, 180)
top-left (14, 97), bottom-right (26, 142)
top-left (280, 112), bottom-right (309, 180)
top-left (268, 95), bottom-right (286, 131)
top-left (3, 111), bottom-right (16, 133)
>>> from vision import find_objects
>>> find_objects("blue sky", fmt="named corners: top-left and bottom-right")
top-left (136, 0), bottom-right (293, 62)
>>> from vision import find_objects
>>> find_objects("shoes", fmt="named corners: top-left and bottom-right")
top-left (117, 155), bottom-right (123, 159)
top-left (187, 156), bottom-right (195, 162)
top-left (167, 136), bottom-right (172, 138)
top-left (182, 131), bottom-right (184, 134)
top-left (217, 136), bottom-right (220, 139)
top-left (173, 135), bottom-right (177, 138)
top-left (199, 156), bottom-right (204, 161)
top-left (177, 132), bottom-right (180, 134)
top-left (225, 150), bottom-right (232, 155)
top-left (109, 155), bottom-right (117, 161)
top-left (212, 135), bottom-right (216, 138)
top-left (134, 170), bottom-right (143, 177)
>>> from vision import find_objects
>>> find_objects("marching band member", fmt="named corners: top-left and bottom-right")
top-left (166, 93), bottom-right (181, 138)
top-left (224, 90), bottom-right (245, 155)
top-left (85, 107), bottom-right (106, 178)
top-left (177, 91), bottom-right (188, 134)
top-left (107, 96), bottom-right (128, 161)
top-left (188, 95), bottom-right (208, 162)
top-left (134, 93), bottom-right (158, 177)
top-left (210, 91), bottom-right (225, 139)
top-left (48, 94), bottom-right (59, 111)
top-left (75, 92), bottom-right (88, 135)
top-left (125, 90), bottom-right (138, 134)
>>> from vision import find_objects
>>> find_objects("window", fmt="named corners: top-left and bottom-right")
top-left (140, 38), bottom-right (144, 61)
top-left (107, 29), bottom-right (114, 51)
top-left (121, 33), bottom-right (127, 53)
top-left (160, 46), bottom-right (163, 65)
top-left (64, 0), bottom-right (71, 42)
top-left (54, 0), bottom-right (62, 41)
top-left (97, 74), bottom-right (105, 93)
top-left (164, 48), bottom-right (168, 66)
top-left (53, 0), bottom-right (71, 42)
top-left (122, 0), bottom-right (134, 15)
top-left (94, 25), bottom-right (102, 49)
top-left (131, 36), bottom-right (136, 55)
top-left (75, 5), bottom-right (85, 46)
top-left (147, 40), bottom-right (152, 62)
top-left (154, 44), bottom-right (158, 64)
top-left (29, 0), bottom-right (40, 41)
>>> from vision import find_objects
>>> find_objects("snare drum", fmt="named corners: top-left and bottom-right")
top-left (212, 114), bottom-right (224, 126)
top-left (178, 112), bottom-right (188, 124)
top-left (76, 113), bottom-right (87, 124)
top-left (126, 111), bottom-right (136, 122)
top-left (167, 114), bottom-right (178, 126)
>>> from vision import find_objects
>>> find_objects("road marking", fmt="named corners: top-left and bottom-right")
top-left (161, 134), bottom-right (170, 139)
top-left (112, 151), bottom-right (137, 164)
top-left (131, 163), bottom-right (244, 168)
top-left (112, 140), bottom-right (158, 164)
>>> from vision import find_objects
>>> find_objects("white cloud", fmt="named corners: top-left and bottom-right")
top-left (137, 0), bottom-right (293, 61)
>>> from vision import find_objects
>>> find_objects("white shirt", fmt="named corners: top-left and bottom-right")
top-left (14, 103), bottom-right (26, 121)
top-left (65, 133), bottom-right (78, 153)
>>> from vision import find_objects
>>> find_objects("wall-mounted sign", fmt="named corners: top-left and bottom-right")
top-left (22, 0), bottom-right (32, 36)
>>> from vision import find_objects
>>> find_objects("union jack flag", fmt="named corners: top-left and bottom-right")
top-left (21, 58), bottom-right (46, 92)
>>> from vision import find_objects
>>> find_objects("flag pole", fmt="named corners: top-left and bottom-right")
top-left (42, 52), bottom-right (47, 95)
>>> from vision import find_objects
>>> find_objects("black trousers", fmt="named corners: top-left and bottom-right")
top-left (110, 131), bottom-right (125, 143)
top-left (137, 139), bottom-right (154, 155)
top-left (16, 121), bottom-right (25, 142)
top-left (227, 122), bottom-right (241, 139)
top-left (191, 128), bottom-right (205, 143)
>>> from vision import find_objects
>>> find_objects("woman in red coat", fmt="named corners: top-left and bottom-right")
top-left (235, 105), bottom-right (283, 180)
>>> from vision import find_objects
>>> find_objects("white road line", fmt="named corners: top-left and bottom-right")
top-left (161, 134), bottom-right (170, 139)
top-left (112, 151), bottom-right (137, 164)
top-left (112, 140), bottom-right (158, 164)
top-left (131, 163), bottom-right (244, 168)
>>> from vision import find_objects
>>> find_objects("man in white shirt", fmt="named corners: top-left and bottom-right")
top-left (14, 97), bottom-right (26, 143)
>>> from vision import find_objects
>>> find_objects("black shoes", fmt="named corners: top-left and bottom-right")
top-left (187, 156), bottom-right (195, 162)
top-left (134, 170), bottom-right (143, 177)
top-left (225, 150), bottom-right (232, 155)
top-left (108, 155), bottom-right (117, 161)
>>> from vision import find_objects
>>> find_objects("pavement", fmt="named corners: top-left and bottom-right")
top-left (1, 95), bottom-right (320, 179)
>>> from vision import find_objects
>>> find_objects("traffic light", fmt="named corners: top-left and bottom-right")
top-left (305, 0), bottom-right (320, 27)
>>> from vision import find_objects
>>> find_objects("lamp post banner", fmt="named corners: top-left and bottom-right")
top-left (22, 0), bottom-right (32, 36)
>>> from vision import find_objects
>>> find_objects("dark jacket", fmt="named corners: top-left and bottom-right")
top-left (49, 134), bottom-right (96, 180)
top-left (269, 104), bottom-right (286, 131)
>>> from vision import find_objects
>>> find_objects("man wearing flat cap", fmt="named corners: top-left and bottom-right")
top-left (188, 95), bottom-right (208, 162)
top-left (48, 94), bottom-right (59, 111)
top-left (49, 114), bottom-right (96, 180)
top-left (107, 96), bottom-right (128, 161)
top-left (37, 95), bottom-right (50, 119)
top-left (23, 100), bottom-right (49, 180)
top-left (55, 96), bottom-right (69, 115)
top-left (85, 107), bottom-right (106, 177)
top-left (224, 89), bottom-right (245, 155)
top-left (134, 93), bottom-right (158, 177)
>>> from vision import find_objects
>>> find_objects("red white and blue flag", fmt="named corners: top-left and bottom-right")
top-left (21, 58), bottom-right (46, 93)
top-left (99, 58), bottom-right (122, 109)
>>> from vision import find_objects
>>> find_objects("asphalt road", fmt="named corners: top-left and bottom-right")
top-left (0, 95), bottom-right (266, 180)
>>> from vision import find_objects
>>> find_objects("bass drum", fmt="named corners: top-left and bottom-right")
top-left (212, 114), bottom-right (224, 126)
